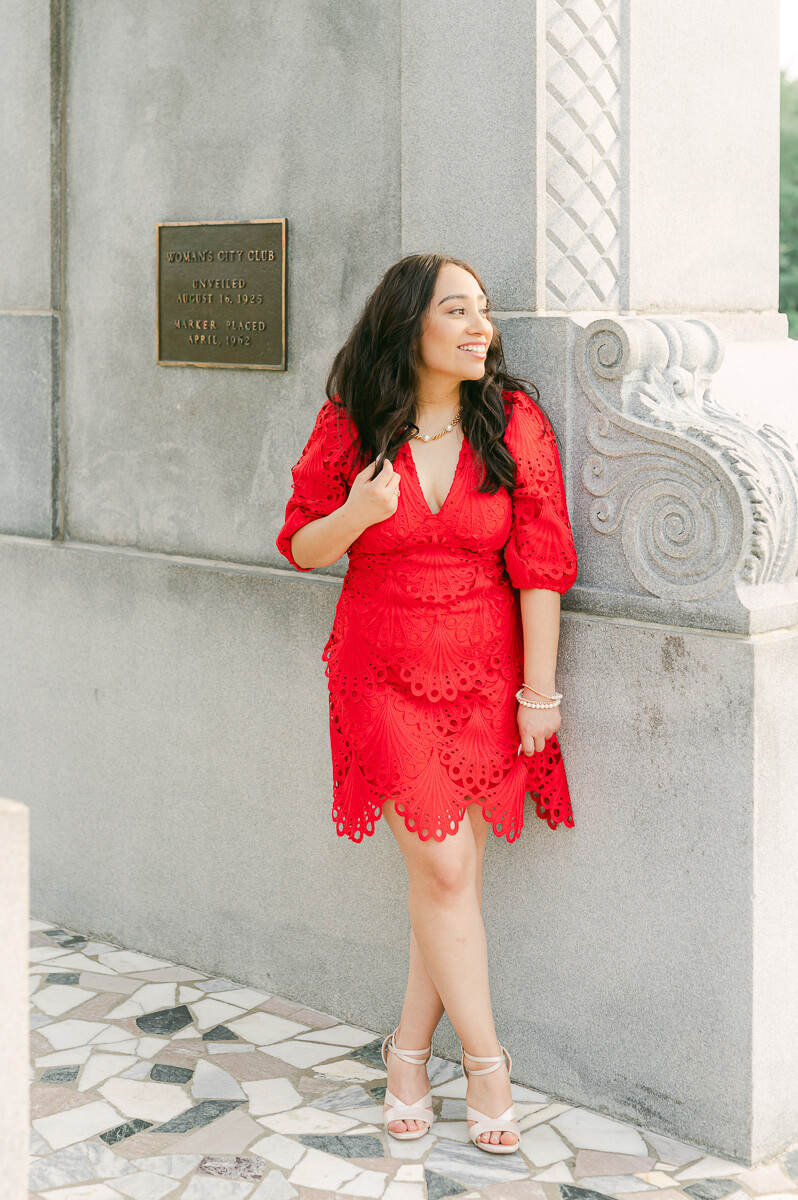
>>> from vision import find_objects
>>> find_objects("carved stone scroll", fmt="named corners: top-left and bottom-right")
top-left (575, 318), bottom-right (798, 605)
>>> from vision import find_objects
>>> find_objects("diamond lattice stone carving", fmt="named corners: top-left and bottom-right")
top-left (546, 0), bottom-right (621, 309)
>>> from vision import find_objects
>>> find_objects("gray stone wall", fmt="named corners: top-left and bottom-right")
top-left (62, 0), bottom-right (400, 563)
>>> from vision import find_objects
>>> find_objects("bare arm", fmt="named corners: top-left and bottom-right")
top-left (517, 587), bottom-right (563, 756)
top-left (291, 458), bottom-right (401, 569)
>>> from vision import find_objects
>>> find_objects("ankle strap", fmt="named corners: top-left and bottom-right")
top-left (461, 1045), bottom-right (512, 1076)
top-left (381, 1028), bottom-right (432, 1069)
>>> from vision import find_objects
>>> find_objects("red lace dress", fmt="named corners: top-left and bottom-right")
top-left (276, 389), bottom-right (578, 843)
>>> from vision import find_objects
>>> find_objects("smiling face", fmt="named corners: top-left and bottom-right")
top-left (416, 263), bottom-right (494, 392)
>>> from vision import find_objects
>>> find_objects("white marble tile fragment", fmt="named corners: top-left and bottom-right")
top-left (249, 1170), bottom-right (299, 1200)
top-left (288, 1146), bottom-right (361, 1190)
top-left (294, 1024), bottom-right (377, 1047)
top-left (675, 1156), bottom-right (748, 1180)
top-left (120, 1061), bottom-right (154, 1080)
top-left (85, 1137), bottom-right (139, 1176)
top-left (641, 1129), bottom-right (703, 1166)
top-left (519, 1122), bottom-right (573, 1166)
top-left (132, 1156), bottom-right (203, 1179)
top-left (188, 997), bottom-right (252, 1030)
top-left (519, 1102), bottom-right (573, 1130)
top-left (737, 1163), bottom-right (798, 1193)
top-left (40, 1020), bottom-right (110, 1050)
top-left (261, 1105), bottom-right (360, 1135)
top-left (92, 1026), bottom-right (139, 1047)
top-left (637, 1171), bottom-right (685, 1188)
top-left (431, 1121), bottom-right (470, 1143)
top-left (312, 1059), bottom-right (385, 1082)
top-left (30, 947), bottom-right (72, 962)
top-left (104, 984), bottom-right (178, 1019)
top-left (226, 1012), bottom-right (310, 1045)
top-left (533, 1162), bottom-right (574, 1182)
top-left (83, 940), bottom-right (123, 955)
top-left (49, 953), bottom-right (118, 974)
top-left (242, 1078), bottom-right (303, 1116)
top-left (394, 1166), bottom-right (424, 1183)
top-left (190, 1058), bottom-right (246, 1100)
top-left (36, 984), bottom-right (99, 1012)
top-left (579, 1177), bottom-right (657, 1192)
top-left (382, 1183), bottom-right (426, 1200)
top-left (384, 1132), bottom-right (436, 1159)
top-left (206, 987), bottom-right (272, 1008)
top-left (30, 1128), bottom-right (51, 1155)
top-left (172, 1025), bottom-right (202, 1039)
top-left (552, 1108), bottom-right (649, 1154)
top-left (136, 1037), bottom-right (169, 1058)
top-left (208, 1043), bottom-right (256, 1054)
top-left (108, 1040), bottom-right (142, 1056)
top-left (263, 1040), bottom-right (354, 1068)
top-left (97, 950), bottom-right (173, 972)
top-left (178, 985), bottom-right (206, 1003)
top-left (338, 1105), bottom-right (384, 1124)
top-left (33, 1100), bottom-right (124, 1151)
top-left (40, 1185), bottom-right (121, 1199)
top-left (30, 1142), bottom-right (97, 1190)
top-left (249, 1133), bottom-right (306, 1169)
top-left (79, 1052), bottom-right (140, 1091)
top-left (98, 1077), bottom-right (191, 1122)
top-left (181, 1179), bottom-right (256, 1199)
top-left (36, 1046), bottom-right (94, 1067)
top-left (338, 1170), bottom-right (388, 1198)
top-left (431, 1076), bottom-right (468, 1099)
top-left (105, 1172), bottom-right (180, 1200)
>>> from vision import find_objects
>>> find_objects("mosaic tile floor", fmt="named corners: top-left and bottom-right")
top-left (28, 918), bottom-right (798, 1200)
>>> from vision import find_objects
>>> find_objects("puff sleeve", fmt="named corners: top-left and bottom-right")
top-left (502, 390), bottom-right (578, 593)
top-left (275, 399), bottom-right (358, 572)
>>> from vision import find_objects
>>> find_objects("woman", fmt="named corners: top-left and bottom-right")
top-left (276, 253), bottom-right (577, 1154)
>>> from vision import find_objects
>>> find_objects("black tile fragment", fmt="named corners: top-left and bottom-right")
top-left (685, 1183), bottom-right (741, 1200)
top-left (151, 1098), bottom-right (245, 1134)
top-left (45, 973), bottom-right (81, 985)
top-left (135, 1004), bottom-right (193, 1035)
top-left (425, 1169), bottom-right (468, 1200)
top-left (99, 1118), bottom-right (153, 1145)
top-left (41, 1065), bottom-right (80, 1084)
top-left (202, 1024), bottom-right (240, 1041)
top-left (150, 1063), bottom-right (194, 1083)
top-left (298, 1134), bottom-right (384, 1158)
top-left (368, 1084), bottom-right (387, 1102)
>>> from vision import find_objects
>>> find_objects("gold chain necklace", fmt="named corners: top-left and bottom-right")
top-left (412, 410), bottom-right (462, 443)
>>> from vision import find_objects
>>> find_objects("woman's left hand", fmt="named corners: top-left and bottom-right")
top-left (517, 703), bottom-right (561, 756)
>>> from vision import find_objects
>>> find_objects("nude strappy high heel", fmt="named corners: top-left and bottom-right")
top-left (461, 1045), bottom-right (520, 1154)
top-left (380, 1027), bottom-right (434, 1140)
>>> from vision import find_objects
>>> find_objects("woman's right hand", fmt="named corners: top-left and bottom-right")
top-left (343, 459), bottom-right (401, 528)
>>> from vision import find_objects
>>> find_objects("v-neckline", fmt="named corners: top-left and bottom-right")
top-left (402, 435), bottom-right (468, 517)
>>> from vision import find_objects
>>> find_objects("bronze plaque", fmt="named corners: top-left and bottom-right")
top-left (157, 219), bottom-right (286, 370)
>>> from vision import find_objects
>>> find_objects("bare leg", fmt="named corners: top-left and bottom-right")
top-left (382, 802), bottom-right (517, 1146)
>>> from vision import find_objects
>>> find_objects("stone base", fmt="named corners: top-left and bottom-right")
top-left (1, 535), bottom-right (797, 1162)
top-left (0, 798), bottom-right (29, 1197)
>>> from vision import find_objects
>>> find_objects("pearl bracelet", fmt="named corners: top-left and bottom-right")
top-left (515, 687), bottom-right (561, 709)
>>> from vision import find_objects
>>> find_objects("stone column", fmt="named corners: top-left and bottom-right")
top-left (0, 800), bottom-right (30, 1199)
top-left (402, 0), bottom-right (797, 1162)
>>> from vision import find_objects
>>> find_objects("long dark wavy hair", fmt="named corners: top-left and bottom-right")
top-left (326, 253), bottom-right (537, 494)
